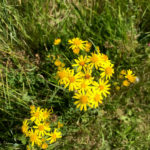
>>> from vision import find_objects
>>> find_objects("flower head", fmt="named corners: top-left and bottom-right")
top-left (92, 78), bottom-right (110, 97)
top-left (120, 70), bottom-right (126, 75)
top-left (64, 69), bottom-right (82, 91)
top-left (30, 105), bottom-right (36, 114)
top-left (68, 38), bottom-right (86, 51)
top-left (54, 38), bottom-right (61, 45)
top-left (73, 90), bottom-right (93, 111)
top-left (41, 108), bottom-right (52, 121)
top-left (125, 69), bottom-right (136, 83)
top-left (72, 55), bottom-right (89, 71)
top-left (29, 129), bottom-right (41, 147)
top-left (122, 80), bottom-right (130, 86)
top-left (57, 68), bottom-right (69, 85)
top-left (47, 129), bottom-right (62, 144)
top-left (22, 119), bottom-right (29, 137)
top-left (100, 63), bottom-right (114, 80)
top-left (33, 121), bottom-right (51, 136)
top-left (73, 48), bottom-right (80, 54)
top-left (88, 52), bottom-right (102, 69)
top-left (90, 89), bottom-right (103, 108)
top-left (85, 41), bottom-right (92, 52)
top-left (54, 59), bottom-right (61, 67)
top-left (30, 107), bottom-right (43, 122)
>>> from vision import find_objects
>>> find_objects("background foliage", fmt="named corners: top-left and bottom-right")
top-left (0, 0), bottom-right (150, 149)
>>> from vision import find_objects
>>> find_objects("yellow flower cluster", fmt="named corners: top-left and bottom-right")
top-left (57, 38), bottom-right (114, 111)
top-left (47, 52), bottom-right (65, 71)
top-left (119, 69), bottom-right (137, 87)
top-left (22, 106), bottom-right (62, 150)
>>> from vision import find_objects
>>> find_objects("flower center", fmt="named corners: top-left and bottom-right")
top-left (105, 67), bottom-right (112, 75)
top-left (80, 96), bottom-right (88, 104)
top-left (73, 39), bottom-right (81, 46)
top-left (52, 134), bottom-right (57, 140)
top-left (69, 76), bottom-right (75, 83)
top-left (79, 61), bottom-right (85, 66)
top-left (99, 85), bottom-right (104, 90)
top-left (85, 74), bottom-right (91, 79)
top-left (38, 125), bottom-right (44, 131)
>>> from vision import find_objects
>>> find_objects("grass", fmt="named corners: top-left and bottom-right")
top-left (0, 0), bottom-right (150, 149)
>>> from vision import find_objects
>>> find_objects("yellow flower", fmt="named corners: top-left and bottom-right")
top-left (57, 68), bottom-right (69, 85)
top-left (73, 90), bottom-right (93, 111)
top-left (54, 38), bottom-right (61, 45)
top-left (72, 55), bottom-right (89, 71)
top-left (54, 59), bottom-right (61, 67)
top-left (30, 105), bottom-right (36, 114)
top-left (122, 80), bottom-right (130, 86)
top-left (58, 122), bottom-right (63, 129)
top-left (85, 41), bottom-right (92, 52)
top-left (64, 69), bottom-right (82, 91)
top-left (100, 63), bottom-right (114, 80)
top-left (29, 129), bottom-right (41, 147)
top-left (120, 70), bottom-right (126, 75)
top-left (33, 121), bottom-right (51, 136)
top-left (30, 107), bottom-right (42, 122)
top-left (68, 38), bottom-right (86, 50)
top-left (88, 52), bottom-right (102, 69)
top-left (47, 129), bottom-right (62, 144)
top-left (21, 119), bottom-right (29, 137)
top-left (90, 89), bottom-right (103, 108)
top-left (41, 142), bottom-right (48, 149)
top-left (73, 48), bottom-right (80, 54)
top-left (125, 69), bottom-right (136, 83)
top-left (57, 63), bottom-right (65, 71)
top-left (92, 78), bottom-right (110, 97)
top-left (41, 108), bottom-right (52, 121)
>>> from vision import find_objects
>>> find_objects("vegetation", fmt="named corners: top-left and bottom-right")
top-left (0, 0), bottom-right (150, 149)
